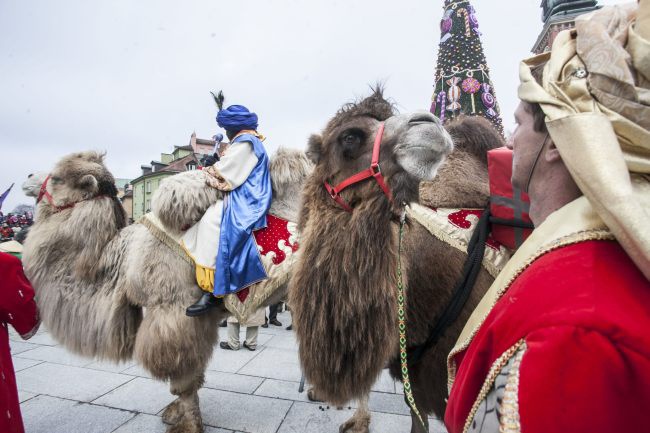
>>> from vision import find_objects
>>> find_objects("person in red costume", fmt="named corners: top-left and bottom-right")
top-left (0, 252), bottom-right (40, 433)
top-left (444, 3), bottom-right (650, 433)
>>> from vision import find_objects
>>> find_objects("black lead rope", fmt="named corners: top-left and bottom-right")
top-left (407, 206), bottom-right (491, 366)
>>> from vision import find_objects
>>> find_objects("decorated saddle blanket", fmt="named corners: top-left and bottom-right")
top-left (139, 206), bottom-right (300, 323)
top-left (406, 203), bottom-right (510, 278)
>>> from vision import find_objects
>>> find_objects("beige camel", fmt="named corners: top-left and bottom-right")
top-left (22, 148), bottom-right (312, 433)
top-left (288, 90), bottom-right (505, 433)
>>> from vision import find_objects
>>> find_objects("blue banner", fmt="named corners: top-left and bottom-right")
top-left (0, 183), bottom-right (14, 212)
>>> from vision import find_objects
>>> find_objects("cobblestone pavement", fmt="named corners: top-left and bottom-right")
top-left (11, 311), bottom-right (447, 433)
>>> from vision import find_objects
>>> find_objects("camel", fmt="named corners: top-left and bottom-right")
top-left (22, 148), bottom-right (313, 433)
top-left (288, 89), bottom-right (505, 433)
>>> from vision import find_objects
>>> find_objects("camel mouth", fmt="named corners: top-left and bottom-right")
top-left (408, 120), bottom-right (436, 126)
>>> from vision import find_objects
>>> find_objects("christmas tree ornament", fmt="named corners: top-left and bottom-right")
top-left (436, 91), bottom-right (447, 123)
top-left (447, 76), bottom-right (462, 112)
top-left (481, 82), bottom-right (497, 118)
top-left (441, 9), bottom-right (454, 42)
top-left (461, 75), bottom-right (480, 113)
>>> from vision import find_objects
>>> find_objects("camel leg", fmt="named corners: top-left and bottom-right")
top-left (339, 394), bottom-right (371, 433)
top-left (165, 373), bottom-right (204, 433)
top-left (162, 397), bottom-right (183, 425)
top-left (306, 387), bottom-right (324, 402)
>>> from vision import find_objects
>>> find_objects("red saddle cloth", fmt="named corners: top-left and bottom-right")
top-left (487, 147), bottom-right (533, 250)
top-left (235, 214), bottom-right (299, 303)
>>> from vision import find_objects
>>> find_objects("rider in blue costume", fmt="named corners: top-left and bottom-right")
top-left (186, 104), bottom-right (273, 316)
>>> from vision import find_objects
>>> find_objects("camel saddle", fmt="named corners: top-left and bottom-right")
top-left (139, 210), bottom-right (300, 323)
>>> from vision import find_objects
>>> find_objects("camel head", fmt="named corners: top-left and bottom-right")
top-left (38, 151), bottom-right (121, 214)
top-left (307, 88), bottom-right (453, 210)
top-left (26, 151), bottom-right (127, 281)
top-left (22, 172), bottom-right (48, 199)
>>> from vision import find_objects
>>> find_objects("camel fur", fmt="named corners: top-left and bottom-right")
top-left (22, 148), bottom-right (313, 433)
top-left (289, 90), bottom-right (504, 433)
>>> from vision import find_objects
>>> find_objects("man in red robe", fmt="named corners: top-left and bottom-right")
top-left (1, 252), bottom-right (40, 433)
top-left (445, 4), bottom-right (650, 433)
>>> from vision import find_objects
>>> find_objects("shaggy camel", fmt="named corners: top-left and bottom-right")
top-left (22, 148), bottom-right (312, 433)
top-left (289, 90), bottom-right (505, 433)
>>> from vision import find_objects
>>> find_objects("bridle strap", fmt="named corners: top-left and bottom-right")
top-left (323, 123), bottom-right (393, 212)
top-left (36, 174), bottom-right (107, 213)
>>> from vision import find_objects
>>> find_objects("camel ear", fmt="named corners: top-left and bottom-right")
top-left (77, 174), bottom-right (98, 192)
top-left (306, 134), bottom-right (323, 164)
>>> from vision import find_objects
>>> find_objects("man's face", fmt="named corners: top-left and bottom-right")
top-left (507, 102), bottom-right (547, 192)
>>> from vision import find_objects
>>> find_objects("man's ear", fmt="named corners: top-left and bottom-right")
top-left (306, 134), bottom-right (323, 164)
top-left (544, 138), bottom-right (562, 163)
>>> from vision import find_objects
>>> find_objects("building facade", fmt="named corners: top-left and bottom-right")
top-left (130, 133), bottom-right (217, 221)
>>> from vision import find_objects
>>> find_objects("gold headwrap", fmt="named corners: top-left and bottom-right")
top-left (518, 2), bottom-right (650, 280)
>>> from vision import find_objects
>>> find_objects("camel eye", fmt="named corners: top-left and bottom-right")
top-left (339, 129), bottom-right (364, 147)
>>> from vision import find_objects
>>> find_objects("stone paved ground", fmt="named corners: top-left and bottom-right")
top-left (11, 310), bottom-right (447, 433)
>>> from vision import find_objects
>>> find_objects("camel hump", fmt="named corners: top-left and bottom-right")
top-left (152, 170), bottom-right (222, 233)
top-left (444, 115), bottom-right (504, 164)
top-left (269, 147), bottom-right (314, 195)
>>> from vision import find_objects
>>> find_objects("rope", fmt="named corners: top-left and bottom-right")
top-left (397, 210), bottom-right (426, 429)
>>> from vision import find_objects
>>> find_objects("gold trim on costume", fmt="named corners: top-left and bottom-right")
top-left (498, 343), bottom-right (526, 433)
top-left (463, 340), bottom-right (525, 433)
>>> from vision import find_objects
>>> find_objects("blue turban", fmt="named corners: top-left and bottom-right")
top-left (216, 105), bottom-right (259, 131)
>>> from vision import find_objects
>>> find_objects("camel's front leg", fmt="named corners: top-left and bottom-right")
top-left (166, 373), bottom-right (204, 433)
top-left (339, 393), bottom-right (371, 433)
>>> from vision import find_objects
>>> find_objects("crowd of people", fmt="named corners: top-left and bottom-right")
top-left (0, 211), bottom-right (33, 242)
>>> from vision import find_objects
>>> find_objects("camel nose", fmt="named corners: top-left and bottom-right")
top-left (408, 112), bottom-right (439, 125)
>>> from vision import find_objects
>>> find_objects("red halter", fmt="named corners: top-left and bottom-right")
top-left (323, 123), bottom-right (393, 212)
top-left (36, 175), bottom-right (106, 213)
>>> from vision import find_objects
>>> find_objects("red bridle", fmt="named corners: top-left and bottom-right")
top-left (323, 123), bottom-right (393, 212)
top-left (36, 175), bottom-right (106, 213)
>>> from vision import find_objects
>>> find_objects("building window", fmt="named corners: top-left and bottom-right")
top-left (146, 199), bottom-right (151, 212)
top-left (146, 181), bottom-right (151, 193)
top-left (186, 162), bottom-right (197, 171)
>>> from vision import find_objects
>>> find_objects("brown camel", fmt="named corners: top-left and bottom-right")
top-left (288, 90), bottom-right (505, 433)
top-left (22, 148), bottom-right (312, 433)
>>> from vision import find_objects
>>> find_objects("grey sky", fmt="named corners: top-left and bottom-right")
top-left (0, 0), bottom-right (624, 211)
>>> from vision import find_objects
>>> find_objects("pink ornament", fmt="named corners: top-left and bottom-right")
top-left (461, 77), bottom-right (480, 94)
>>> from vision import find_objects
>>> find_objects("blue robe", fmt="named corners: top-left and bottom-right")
top-left (213, 133), bottom-right (272, 297)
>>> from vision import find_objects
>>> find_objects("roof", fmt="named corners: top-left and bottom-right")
top-left (161, 153), bottom-right (200, 172)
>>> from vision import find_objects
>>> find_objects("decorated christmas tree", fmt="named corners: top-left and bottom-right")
top-left (430, 0), bottom-right (504, 135)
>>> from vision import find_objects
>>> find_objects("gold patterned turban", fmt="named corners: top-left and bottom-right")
top-left (518, 2), bottom-right (650, 280)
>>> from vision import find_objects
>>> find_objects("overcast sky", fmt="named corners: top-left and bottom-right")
top-left (0, 0), bottom-right (625, 211)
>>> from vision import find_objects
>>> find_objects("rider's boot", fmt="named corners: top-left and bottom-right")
top-left (186, 292), bottom-right (220, 317)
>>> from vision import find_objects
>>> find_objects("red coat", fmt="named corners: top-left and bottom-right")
top-left (0, 253), bottom-right (39, 433)
top-left (445, 240), bottom-right (650, 433)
